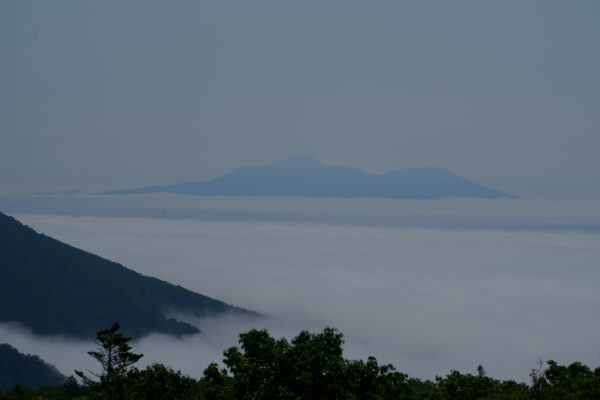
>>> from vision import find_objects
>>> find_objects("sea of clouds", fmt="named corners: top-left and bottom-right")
top-left (2, 194), bottom-right (599, 382)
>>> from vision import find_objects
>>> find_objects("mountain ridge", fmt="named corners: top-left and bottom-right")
top-left (0, 211), bottom-right (257, 339)
top-left (105, 155), bottom-right (516, 199)
top-left (0, 343), bottom-right (66, 390)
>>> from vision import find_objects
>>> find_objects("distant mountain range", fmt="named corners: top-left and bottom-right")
top-left (0, 211), bottom-right (256, 339)
top-left (105, 155), bottom-right (515, 199)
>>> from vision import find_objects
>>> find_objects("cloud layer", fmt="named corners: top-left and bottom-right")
top-left (6, 198), bottom-right (600, 381)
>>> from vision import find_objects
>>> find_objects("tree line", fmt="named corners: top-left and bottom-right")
top-left (1, 323), bottom-right (599, 400)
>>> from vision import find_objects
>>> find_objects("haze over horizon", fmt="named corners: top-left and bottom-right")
top-left (2, 1), bottom-right (600, 198)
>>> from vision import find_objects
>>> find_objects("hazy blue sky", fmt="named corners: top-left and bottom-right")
top-left (2, 1), bottom-right (599, 197)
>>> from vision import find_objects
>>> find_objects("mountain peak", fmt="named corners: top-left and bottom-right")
top-left (422, 164), bottom-right (446, 170)
top-left (105, 156), bottom-right (515, 199)
top-left (274, 154), bottom-right (321, 167)
top-left (288, 154), bottom-right (318, 162)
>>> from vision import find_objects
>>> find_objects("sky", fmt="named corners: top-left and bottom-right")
top-left (2, 1), bottom-right (600, 198)
top-left (5, 202), bottom-right (600, 381)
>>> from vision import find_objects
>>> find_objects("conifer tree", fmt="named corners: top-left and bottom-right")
top-left (75, 323), bottom-right (142, 399)
top-left (76, 323), bottom-right (142, 383)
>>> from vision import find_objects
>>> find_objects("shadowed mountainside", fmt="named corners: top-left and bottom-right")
top-left (105, 155), bottom-right (516, 199)
top-left (0, 344), bottom-right (66, 390)
top-left (0, 212), bottom-right (257, 339)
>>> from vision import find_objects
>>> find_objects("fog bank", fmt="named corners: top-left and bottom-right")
top-left (2, 193), bottom-right (600, 233)
top-left (7, 199), bottom-right (600, 381)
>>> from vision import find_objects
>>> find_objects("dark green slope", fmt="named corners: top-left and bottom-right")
top-left (0, 212), bottom-right (255, 339)
top-left (0, 343), bottom-right (66, 390)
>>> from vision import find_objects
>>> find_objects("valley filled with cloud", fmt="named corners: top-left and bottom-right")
top-left (5, 196), bottom-right (599, 382)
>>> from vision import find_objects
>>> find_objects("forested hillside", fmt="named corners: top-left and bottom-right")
top-left (0, 344), bottom-right (65, 391)
top-left (0, 211), bottom-right (256, 338)
top-left (1, 325), bottom-right (598, 399)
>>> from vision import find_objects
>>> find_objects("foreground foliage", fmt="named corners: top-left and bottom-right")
top-left (1, 324), bottom-right (599, 399)
top-left (200, 328), bottom-right (422, 400)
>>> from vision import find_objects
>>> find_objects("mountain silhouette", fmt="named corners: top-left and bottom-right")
top-left (106, 155), bottom-right (515, 199)
top-left (0, 211), bottom-right (256, 339)
top-left (0, 343), bottom-right (66, 390)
